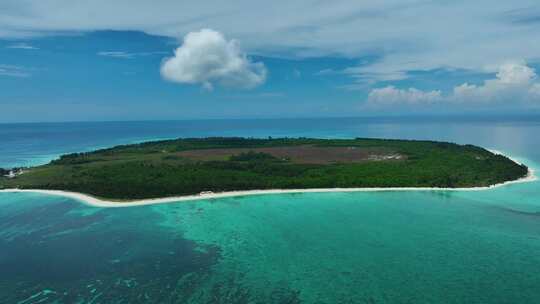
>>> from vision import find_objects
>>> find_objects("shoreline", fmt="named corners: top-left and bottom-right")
top-left (0, 150), bottom-right (536, 208)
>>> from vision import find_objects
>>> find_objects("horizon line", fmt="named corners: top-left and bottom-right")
top-left (2, 113), bottom-right (540, 125)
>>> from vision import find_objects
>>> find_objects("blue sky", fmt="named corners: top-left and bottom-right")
top-left (1, 1), bottom-right (540, 122)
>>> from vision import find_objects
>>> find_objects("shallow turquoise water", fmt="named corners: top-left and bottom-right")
top-left (1, 118), bottom-right (540, 303)
top-left (2, 180), bottom-right (540, 303)
top-left (155, 180), bottom-right (540, 303)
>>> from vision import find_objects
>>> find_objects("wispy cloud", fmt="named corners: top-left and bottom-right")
top-left (6, 42), bottom-right (39, 50)
top-left (97, 51), bottom-right (168, 59)
top-left (502, 6), bottom-right (540, 25)
top-left (0, 64), bottom-right (32, 77)
top-left (344, 67), bottom-right (409, 87)
top-left (318, 66), bottom-right (409, 90)
top-left (97, 51), bottom-right (135, 59)
top-left (315, 69), bottom-right (338, 76)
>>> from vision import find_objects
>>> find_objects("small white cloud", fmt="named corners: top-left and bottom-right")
top-left (496, 62), bottom-right (536, 84)
top-left (315, 69), bottom-right (336, 76)
top-left (0, 64), bottom-right (31, 77)
top-left (6, 43), bottom-right (38, 50)
top-left (367, 86), bottom-right (442, 105)
top-left (160, 29), bottom-right (266, 90)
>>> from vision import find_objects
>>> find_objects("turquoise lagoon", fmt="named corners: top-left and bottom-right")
top-left (1, 117), bottom-right (540, 303)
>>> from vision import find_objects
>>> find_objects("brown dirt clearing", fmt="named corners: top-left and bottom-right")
top-left (176, 145), bottom-right (405, 164)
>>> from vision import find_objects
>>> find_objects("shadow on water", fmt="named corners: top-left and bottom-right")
top-left (0, 200), bottom-right (213, 303)
top-left (0, 198), bottom-right (302, 304)
top-left (489, 205), bottom-right (540, 218)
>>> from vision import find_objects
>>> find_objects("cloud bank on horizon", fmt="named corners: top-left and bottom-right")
top-left (368, 62), bottom-right (540, 107)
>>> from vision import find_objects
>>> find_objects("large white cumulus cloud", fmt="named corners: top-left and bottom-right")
top-left (160, 29), bottom-right (266, 90)
top-left (368, 63), bottom-right (540, 106)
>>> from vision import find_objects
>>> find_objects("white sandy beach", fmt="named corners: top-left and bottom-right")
top-left (0, 150), bottom-right (537, 208)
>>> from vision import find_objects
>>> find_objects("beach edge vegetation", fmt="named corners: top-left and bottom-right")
top-left (0, 137), bottom-right (528, 200)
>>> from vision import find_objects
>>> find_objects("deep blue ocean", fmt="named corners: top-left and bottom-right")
top-left (1, 117), bottom-right (540, 303)
top-left (2, 116), bottom-right (540, 168)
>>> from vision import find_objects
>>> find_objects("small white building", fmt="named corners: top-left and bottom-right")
top-left (4, 169), bottom-right (22, 179)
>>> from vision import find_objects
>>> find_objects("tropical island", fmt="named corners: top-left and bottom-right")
top-left (0, 137), bottom-right (530, 201)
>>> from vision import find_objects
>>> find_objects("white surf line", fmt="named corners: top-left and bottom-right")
top-left (0, 150), bottom-right (537, 208)
top-left (489, 149), bottom-right (537, 184)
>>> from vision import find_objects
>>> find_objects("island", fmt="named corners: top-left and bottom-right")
top-left (0, 137), bottom-right (529, 201)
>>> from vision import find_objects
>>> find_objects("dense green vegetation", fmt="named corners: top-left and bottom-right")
top-left (0, 137), bottom-right (528, 200)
